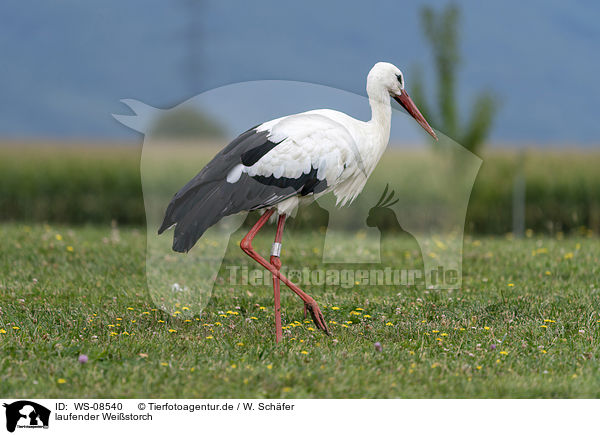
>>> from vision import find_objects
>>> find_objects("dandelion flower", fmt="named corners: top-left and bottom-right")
top-left (499, 351), bottom-right (508, 355)
top-left (237, 342), bottom-right (244, 346)
top-left (331, 306), bottom-right (340, 310)
top-left (55, 234), bottom-right (63, 241)
top-left (12, 326), bottom-right (19, 330)
top-left (386, 322), bottom-right (394, 326)
top-left (508, 283), bottom-right (515, 287)
top-left (300, 350), bottom-right (308, 355)
top-left (168, 329), bottom-right (177, 333)
top-left (267, 364), bottom-right (273, 370)
top-left (476, 366), bottom-right (482, 370)
top-left (127, 307), bottom-right (134, 311)
top-left (57, 378), bottom-right (67, 384)
top-left (160, 362), bottom-right (168, 367)
top-left (0, 329), bottom-right (6, 334)
top-left (540, 325), bottom-right (548, 328)
top-left (205, 335), bottom-right (214, 339)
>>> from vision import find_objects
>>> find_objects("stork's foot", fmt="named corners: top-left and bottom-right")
top-left (303, 303), bottom-right (308, 319)
top-left (305, 300), bottom-right (330, 335)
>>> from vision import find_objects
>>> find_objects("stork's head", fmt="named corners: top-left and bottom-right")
top-left (367, 62), bottom-right (438, 140)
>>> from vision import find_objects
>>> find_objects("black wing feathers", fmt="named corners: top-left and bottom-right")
top-left (158, 127), bottom-right (328, 253)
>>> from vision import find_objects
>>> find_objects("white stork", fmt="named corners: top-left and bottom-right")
top-left (159, 62), bottom-right (437, 342)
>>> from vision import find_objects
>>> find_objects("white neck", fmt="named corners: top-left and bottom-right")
top-left (365, 86), bottom-right (392, 167)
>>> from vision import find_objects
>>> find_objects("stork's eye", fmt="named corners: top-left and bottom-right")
top-left (396, 74), bottom-right (403, 86)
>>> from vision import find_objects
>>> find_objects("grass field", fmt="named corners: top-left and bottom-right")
top-left (1, 223), bottom-right (599, 398)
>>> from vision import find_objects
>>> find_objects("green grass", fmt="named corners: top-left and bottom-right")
top-left (1, 223), bottom-right (599, 398)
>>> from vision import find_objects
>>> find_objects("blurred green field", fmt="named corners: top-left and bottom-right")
top-left (1, 143), bottom-right (599, 398)
top-left (1, 223), bottom-right (599, 398)
top-left (1, 143), bottom-right (600, 234)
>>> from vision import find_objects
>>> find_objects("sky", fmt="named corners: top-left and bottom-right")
top-left (0, 0), bottom-right (599, 145)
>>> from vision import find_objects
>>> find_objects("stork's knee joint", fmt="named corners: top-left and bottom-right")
top-left (240, 238), bottom-right (251, 252)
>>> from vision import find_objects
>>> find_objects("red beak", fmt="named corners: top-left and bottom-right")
top-left (394, 90), bottom-right (438, 141)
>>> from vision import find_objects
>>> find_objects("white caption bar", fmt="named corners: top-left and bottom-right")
top-left (0, 399), bottom-right (594, 434)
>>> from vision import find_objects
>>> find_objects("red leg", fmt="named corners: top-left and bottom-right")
top-left (270, 214), bottom-right (285, 343)
top-left (241, 210), bottom-right (330, 337)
